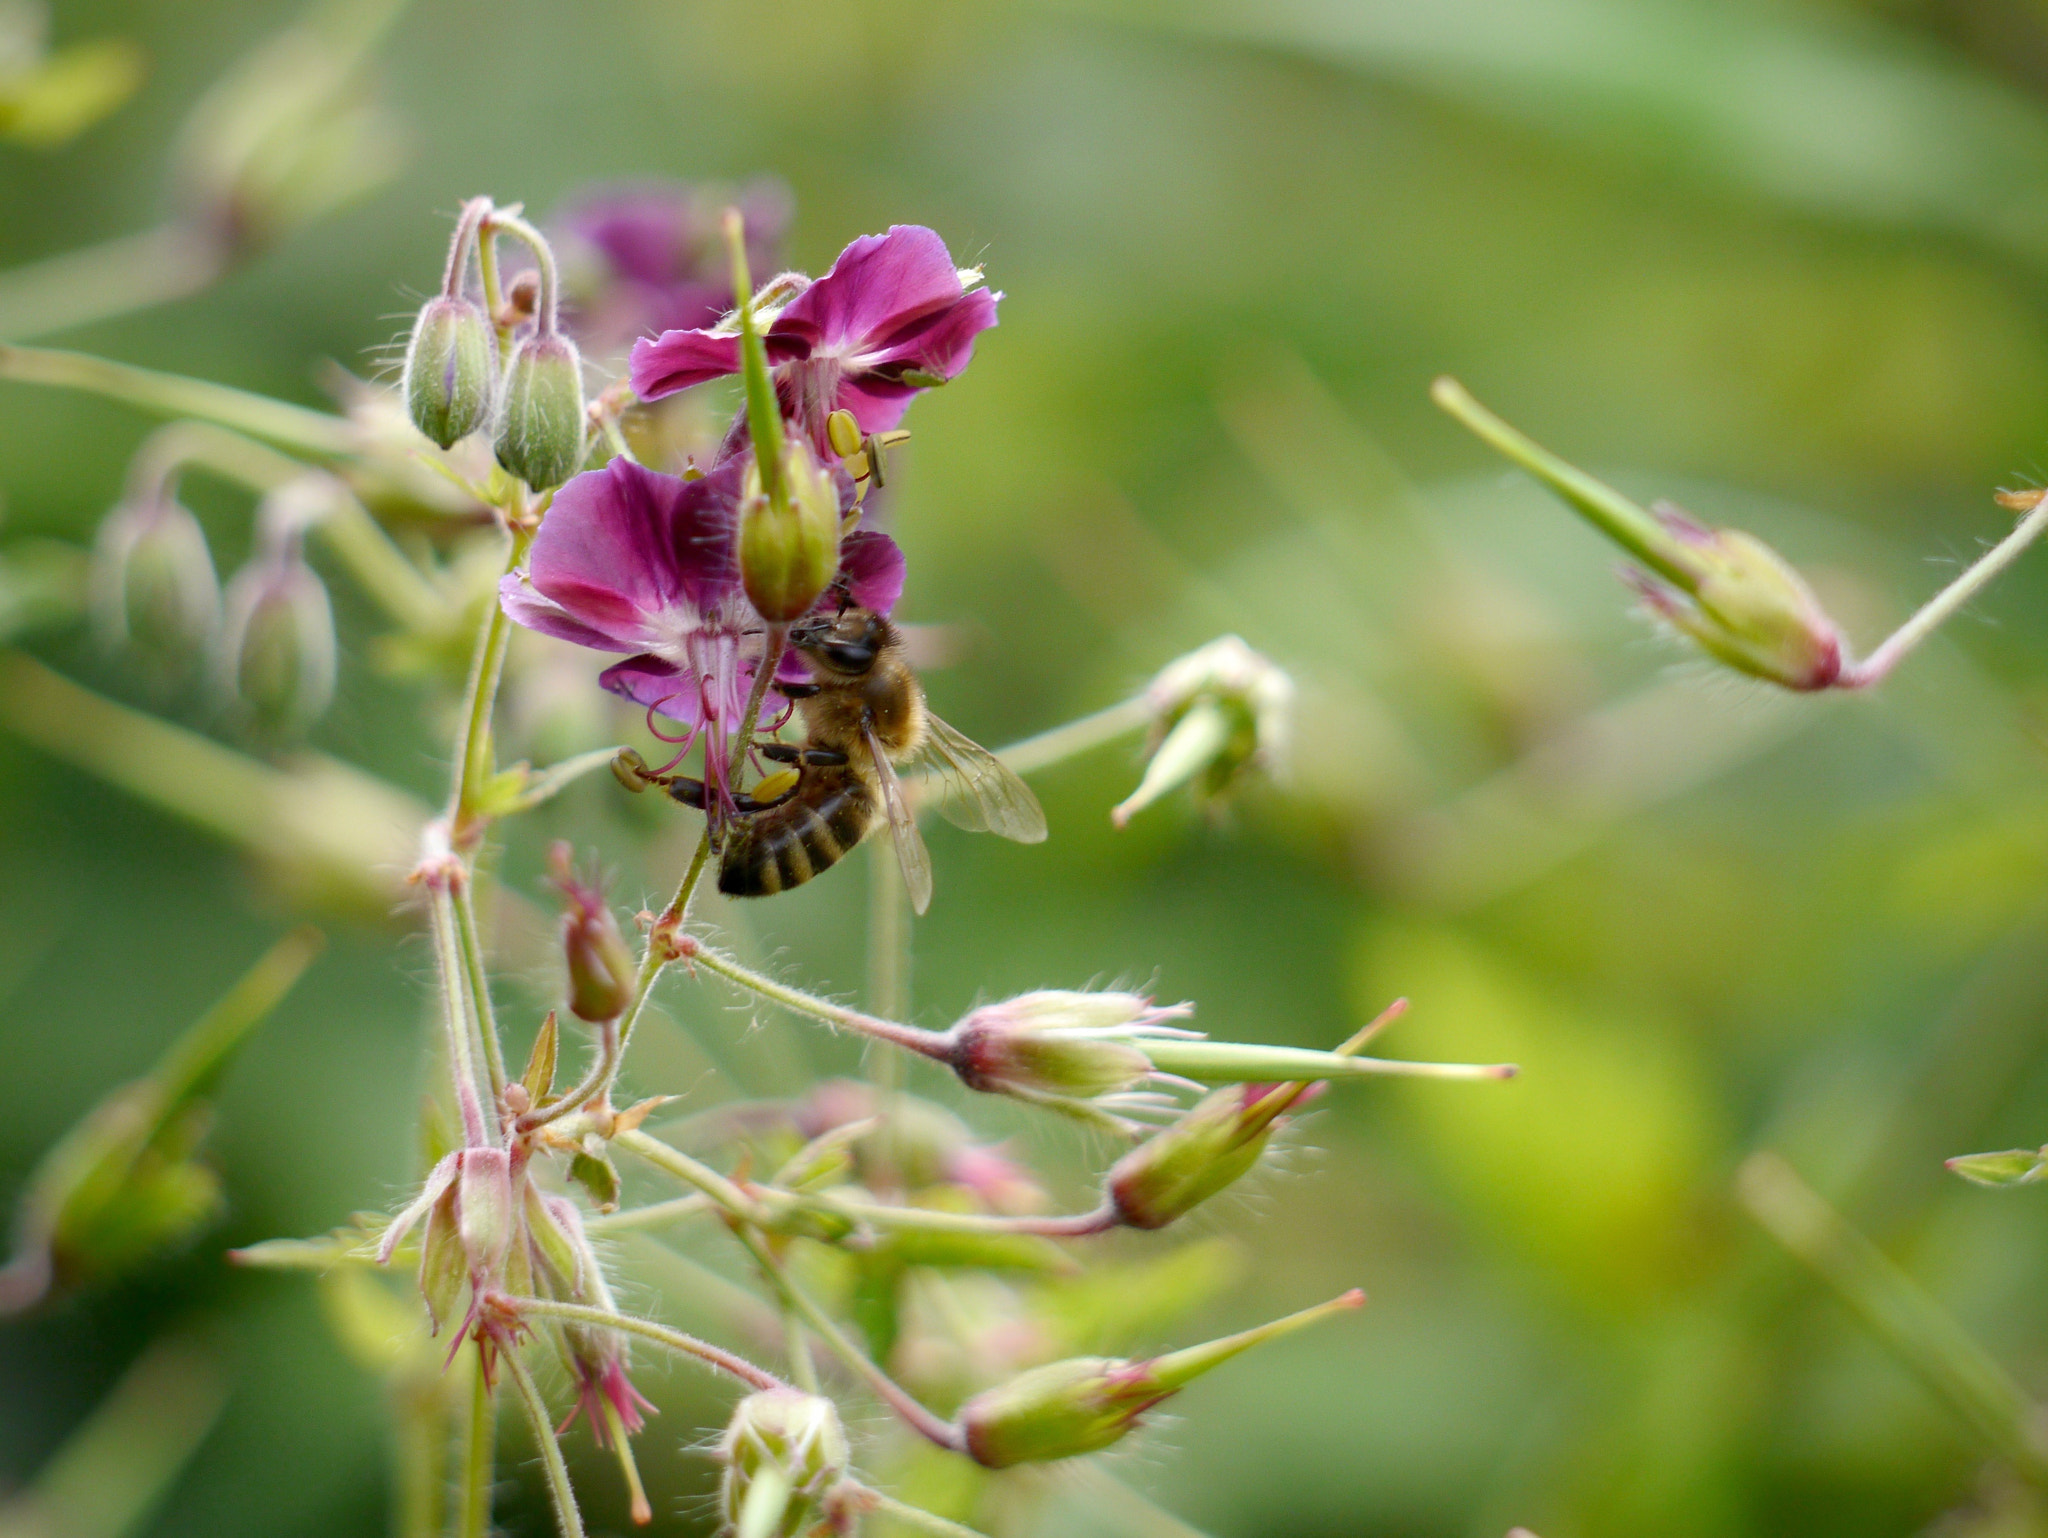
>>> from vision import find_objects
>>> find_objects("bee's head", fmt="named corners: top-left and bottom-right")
top-left (791, 606), bottom-right (888, 676)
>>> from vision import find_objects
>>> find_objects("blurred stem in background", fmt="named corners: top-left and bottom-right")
top-left (1739, 1152), bottom-right (2048, 1488)
top-left (0, 0), bottom-right (410, 340)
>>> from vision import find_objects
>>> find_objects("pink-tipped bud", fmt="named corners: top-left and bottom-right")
top-left (1107, 1080), bottom-right (1314, 1230)
top-left (718, 1390), bottom-right (851, 1538)
top-left (943, 990), bottom-right (1190, 1100)
top-left (550, 843), bottom-right (635, 1022)
top-left (960, 1291), bottom-right (1364, 1467)
top-left (739, 437), bottom-right (842, 624)
top-left (404, 295), bottom-right (496, 448)
top-left (1627, 505), bottom-right (1842, 690)
top-left (495, 331), bottom-right (585, 490)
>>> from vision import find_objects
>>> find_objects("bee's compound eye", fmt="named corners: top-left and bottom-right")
top-left (822, 640), bottom-right (876, 672)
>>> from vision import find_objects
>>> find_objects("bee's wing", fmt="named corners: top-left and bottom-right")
top-left (864, 721), bottom-right (935, 915)
top-left (913, 714), bottom-right (1049, 843)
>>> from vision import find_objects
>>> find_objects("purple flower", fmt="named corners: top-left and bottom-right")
top-left (554, 180), bottom-right (792, 357)
top-left (498, 456), bottom-right (904, 799)
top-left (629, 225), bottom-right (999, 452)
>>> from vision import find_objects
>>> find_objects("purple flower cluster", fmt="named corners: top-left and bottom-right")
top-left (499, 214), bottom-right (998, 798)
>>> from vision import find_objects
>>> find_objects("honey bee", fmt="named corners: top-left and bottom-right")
top-left (616, 607), bottom-right (1046, 914)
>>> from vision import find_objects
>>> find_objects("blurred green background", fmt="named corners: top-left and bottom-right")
top-left (14, 0), bottom-right (2048, 1534)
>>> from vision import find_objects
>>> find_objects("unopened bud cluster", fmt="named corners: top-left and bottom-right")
top-left (403, 197), bottom-right (586, 489)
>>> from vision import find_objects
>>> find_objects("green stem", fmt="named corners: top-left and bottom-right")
top-left (1738, 1152), bottom-right (2048, 1486)
top-left (427, 878), bottom-right (491, 1149)
top-left (732, 1227), bottom-right (964, 1452)
top-left (505, 1296), bottom-right (785, 1391)
top-left (501, 1349), bottom-right (586, 1538)
top-left (690, 943), bottom-right (951, 1063)
top-left (585, 1195), bottom-right (712, 1235)
top-left (994, 694), bottom-right (1153, 778)
top-left (458, 1346), bottom-right (494, 1538)
top-left (0, 342), bottom-right (356, 456)
top-left (853, 1489), bottom-right (993, 1538)
top-left (615, 1128), bottom-right (768, 1224)
top-left (483, 210), bottom-right (564, 337)
top-left (1137, 1039), bottom-right (1515, 1082)
top-left (783, 1308), bottom-right (821, 1394)
top-left (1431, 376), bottom-right (1698, 591)
top-left (451, 516), bottom-right (534, 825)
top-left (0, 222), bottom-right (224, 342)
top-left (1840, 493), bottom-right (2048, 687)
top-left (453, 878), bottom-right (507, 1102)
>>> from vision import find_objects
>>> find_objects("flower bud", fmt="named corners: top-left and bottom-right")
top-left (494, 331), bottom-right (586, 490)
top-left (403, 295), bottom-right (496, 448)
top-left (219, 542), bottom-right (336, 735)
top-left (943, 990), bottom-right (1190, 1100)
top-left (1626, 507), bottom-right (1842, 690)
top-left (89, 491), bottom-right (220, 677)
top-left (1113, 636), bottom-right (1292, 827)
top-left (381, 1147), bottom-right (513, 1331)
top-left (1946, 1147), bottom-right (2048, 1187)
top-left (1432, 380), bottom-right (1843, 691)
top-left (740, 437), bottom-right (842, 624)
top-left (718, 1390), bottom-right (850, 1538)
top-left (1107, 1080), bottom-right (1314, 1230)
top-left (550, 843), bottom-right (635, 1022)
top-left (961, 1291), bottom-right (1363, 1468)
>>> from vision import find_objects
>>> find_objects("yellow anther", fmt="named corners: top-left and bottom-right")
top-left (826, 409), bottom-right (863, 459)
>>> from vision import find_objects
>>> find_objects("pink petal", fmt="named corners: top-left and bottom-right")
top-left (859, 286), bottom-right (999, 377)
top-left (498, 574), bottom-right (643, 652)
top-left (838, 531), bottom-right (906, 615)
top-left (599, 655), bottom-right (703, 724)
top-left (629, 330), bottom-right (742, 400)
top-left (774, 226), bottom-right (968, 354)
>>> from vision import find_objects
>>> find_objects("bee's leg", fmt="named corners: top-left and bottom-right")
top-left (759, 742), bottom-right (804, 764)
top-left (777, 682), bottom-right (820, 699)
top-left (799, 748), bottom-right (849, 766)
top-left (663, 776), bottom-right (708, 810)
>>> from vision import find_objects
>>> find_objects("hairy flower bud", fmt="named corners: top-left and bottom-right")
top-left (219, 540), bottom-right (336, 735)
top-left (494, 330), bottom-right (585, 490)
top-left (379, 1147), bottom-right (513, 1332)
top-left (961, 1291), bottom-right (1363, 1467)
top-left (943, 990), bottom-right (1191, 1100)
top-left (740, 437), bottom-right (842, 624)
top-left (1114, 636), bottom-right (1293, 828)
top-left (718, 1390), bottom-right (850, 1538)
top-left (403, 295), bottom-right (495, 448)
top-left (1625, 506), bottom-right (1842, 690)
top-left (1107, 1080), bottom-right (1314, 1230)
top-left (550, 843), bottom-right (634, 1022)
top-left (90, 491), bottom-right (220, 676)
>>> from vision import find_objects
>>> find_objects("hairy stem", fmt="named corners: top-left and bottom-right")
top-left (615, 1128), bottom-right (769, 1224)
top-left (452, 878), bottom-right (507, 1102)
top-left (691, 943), bottom-right (951, 1061)
top-left (427, 876), bottom-right (491, 1149)
top-left (501, 1350), bottom-right (586, 1538)
top-left (732, 1227), bottom-right (964, 1452)
top-left (1840, 493), bottom-right (2048, 688)
top-left (506, 1296), bottom-right (786, 1391)
top-left (450, 516), bottom-right (535, 827)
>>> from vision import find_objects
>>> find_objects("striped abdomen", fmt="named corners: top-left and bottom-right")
top-left (716, 765), bottom-right (880, 899)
